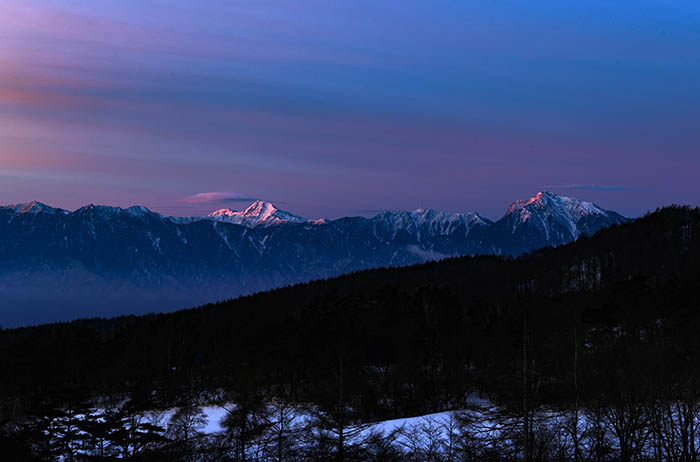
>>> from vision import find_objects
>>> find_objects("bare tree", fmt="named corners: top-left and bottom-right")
top-left (168, 404), bottom-right (208, 462)
top-left (263, 399), bottom-right (305, 462)
top-left (220, 397), bottom-right (270, 462)
top-left (396, 417), bottom-right (445, 462)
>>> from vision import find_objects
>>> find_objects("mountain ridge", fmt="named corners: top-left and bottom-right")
top-left (0, 192), bottom-right (627, 326)
top-left (3, 191), bottom-right (625, 231)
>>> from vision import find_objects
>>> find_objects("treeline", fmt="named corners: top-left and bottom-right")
top-left (1, 206), bottom-right (700, 461)
top-left (6, 353), bottom-right (700, 462)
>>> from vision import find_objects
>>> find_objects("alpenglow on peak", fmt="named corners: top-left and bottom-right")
top-left (4, 201), bottom-right (67, 216)
top-left (208, 200), bottom-right (307, 227)
top-left (501, 191), bottom-right (627, 245)
top-left (506, 191), bottom-right (609, 219)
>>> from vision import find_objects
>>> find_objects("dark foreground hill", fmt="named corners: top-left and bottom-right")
top-left (1, 206), bottom-right (698, 418)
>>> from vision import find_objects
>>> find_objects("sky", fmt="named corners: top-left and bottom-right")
top-left (0, 0), bottom-right (699, 220)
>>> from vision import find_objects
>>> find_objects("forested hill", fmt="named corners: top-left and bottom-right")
top-left (1, 206), bottom-right (699, 422)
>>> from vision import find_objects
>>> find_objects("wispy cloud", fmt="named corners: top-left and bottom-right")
top-left (543, 184), bottom-right (649, 192)
top-left (406, 245), bottom-right (448, 262)
top-left (181, 192), bottom-right (259, 204)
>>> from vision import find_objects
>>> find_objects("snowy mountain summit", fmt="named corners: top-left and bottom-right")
top-left (3, 201), bottom-right (67, 217)
top-left (507, 191), bottom-right (607, 221)
top-left (208, 201), bottom-right (307, 227)
top-left (371, 208), bottom-right (490, 241)
top-left (500, 191), bottom-right (626, 249)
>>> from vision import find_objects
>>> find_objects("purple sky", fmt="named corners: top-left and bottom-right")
top-left (1, 0), bottom-right (699, 220)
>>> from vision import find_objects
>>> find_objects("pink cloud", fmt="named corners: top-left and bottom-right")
top-left (181, 192), bottom-right (258, 204)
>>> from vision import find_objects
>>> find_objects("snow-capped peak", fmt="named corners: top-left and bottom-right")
top-left (503, 191), bottom-right (626, 241)
top-left (242, 201), bottom-right (278, 219)
top-left (75, 204), bottom-right (159, 219)
top-left (506, 191), bottom-right (606, 219)
top-left (371, 206), bottom-right (489, 241)
top-left (410, 208), bottom-right (488, 227)
top-left (5, 201), bottom-right (66, 216)
top-left (208, 201), bottom-right (307, 227)
top-left (119, 205), bottom-right (150, 217)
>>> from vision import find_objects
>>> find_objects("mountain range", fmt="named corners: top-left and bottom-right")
top-left (0, 191), bottom-right (626, 326)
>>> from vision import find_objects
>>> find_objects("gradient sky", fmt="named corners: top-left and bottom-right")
top-left (1, 0), bottom-right (699, 220)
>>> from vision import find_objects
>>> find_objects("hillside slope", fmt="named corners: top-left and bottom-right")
top-left (0, 206), bottom-right (697, 422)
